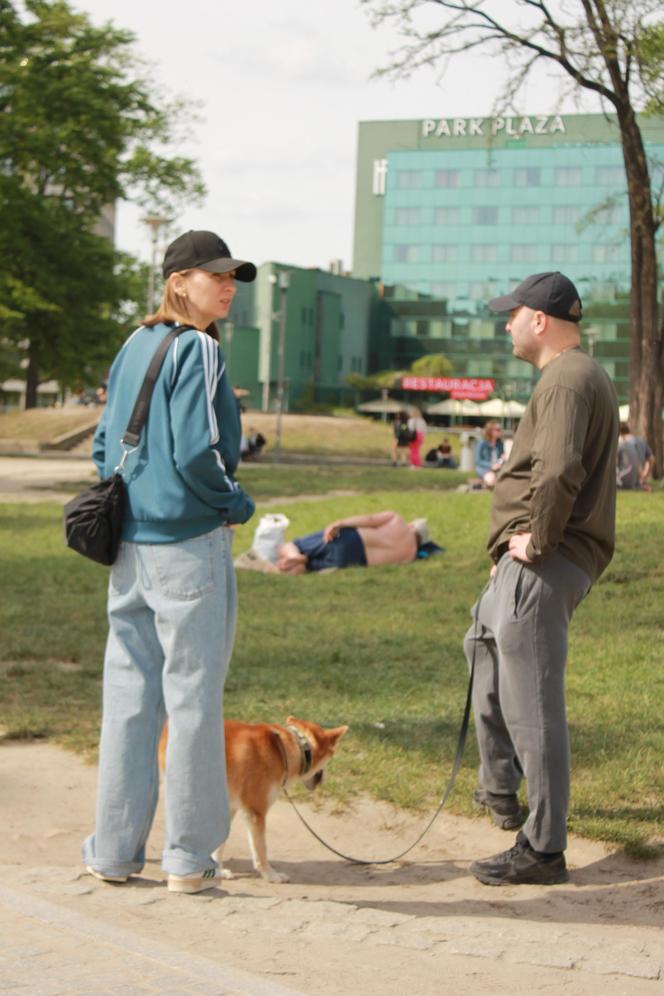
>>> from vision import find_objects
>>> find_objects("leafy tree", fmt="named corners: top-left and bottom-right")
top-left (409, 352), bottom-right (454, 377)
top-left (346, 351), bottom-right (452, 391)
top-left (362, 0), bottom-right (664, 473)
top-left (0, 0), bottom-right (205, 406)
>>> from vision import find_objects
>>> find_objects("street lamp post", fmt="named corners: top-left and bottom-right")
top-left (224, 321), bottom-right (234, 374)
top-left (584, 326), bottom-right (600, 358)
top-left (142, 214), bottom-right (170, 313)
top-left (274, 271), bottom-right (290, 456)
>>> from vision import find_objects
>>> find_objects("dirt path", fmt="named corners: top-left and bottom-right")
top-left (1, 742), bottom-right (662, 995)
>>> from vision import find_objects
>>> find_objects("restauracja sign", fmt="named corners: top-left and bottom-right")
top-left (401, 376), bottom-right (495, 400)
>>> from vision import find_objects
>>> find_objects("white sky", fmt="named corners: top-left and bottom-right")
top-left (75, 0), bottom-right (594, 271)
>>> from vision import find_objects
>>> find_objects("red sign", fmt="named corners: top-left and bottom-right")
top-left (401, 376), bottom-right (495, 400)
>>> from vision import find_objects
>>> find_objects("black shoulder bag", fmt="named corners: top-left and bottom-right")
top-left (64, 326), bottom-right (189, 565)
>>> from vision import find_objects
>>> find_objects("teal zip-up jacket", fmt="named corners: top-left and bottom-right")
top-left (93, 322), bottom-right (255, 543)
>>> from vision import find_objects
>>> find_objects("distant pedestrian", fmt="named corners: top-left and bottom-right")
top-left (391, 410), bottom-right (411, 466)
top-left (617, 422), bottom-right (653, 490)
top-left (407, 407), bottom-right (427, 468)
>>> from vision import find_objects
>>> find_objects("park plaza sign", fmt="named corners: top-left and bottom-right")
top-left (371, 115), bottom-right (567, 193)
top-left (401, 376), bottom-right (495, 401)
top-left (421, 115), bottom-right (566, 138)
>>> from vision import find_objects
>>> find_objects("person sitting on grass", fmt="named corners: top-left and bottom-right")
top-left (474, 420), bottom-right (505, 489)
top-left (425, 438), bottom-right (458, 469)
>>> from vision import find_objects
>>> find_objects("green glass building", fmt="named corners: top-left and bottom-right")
top-left (352, 113), bottom-right (664, 401)
top-left (222, 263), bottom-right (374, 410)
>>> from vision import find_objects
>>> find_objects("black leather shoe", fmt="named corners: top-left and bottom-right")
top-left (473, 788), bottom-right (527, 830)
top-left (471, 831), bottom-right (569, 886)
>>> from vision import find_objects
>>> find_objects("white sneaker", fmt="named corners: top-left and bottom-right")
top-left (86, 865), bottom-right (129, 883)
top-left (167, 867), bottom-right (222, 894)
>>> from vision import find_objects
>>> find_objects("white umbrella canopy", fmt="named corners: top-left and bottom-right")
top-left (425, 399), bottom-right (481, 416)
top-left (356, 398), bottom-right (410, 414)
top-left (478, 399), bottom-right (526, 417)
top-left (617, 404), bottom-right (664, 422)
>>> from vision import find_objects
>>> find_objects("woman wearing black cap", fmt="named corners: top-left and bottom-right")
top-left (83, 231), bottom-right (256, 894)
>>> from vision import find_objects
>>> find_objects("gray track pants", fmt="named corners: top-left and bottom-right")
top-left (464, 551), bottom-right (591, 852)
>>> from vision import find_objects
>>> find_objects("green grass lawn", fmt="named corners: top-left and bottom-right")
top-left (1, 474), bottom-right (662, 856)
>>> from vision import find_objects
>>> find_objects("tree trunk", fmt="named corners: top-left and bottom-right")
top-left (617, 106), bottom-right (663, 477)
top-left (24, 339), bottom-right (40, 410)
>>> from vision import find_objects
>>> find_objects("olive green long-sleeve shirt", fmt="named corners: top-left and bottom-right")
top-left (488, 348), bottom-right (618, 583)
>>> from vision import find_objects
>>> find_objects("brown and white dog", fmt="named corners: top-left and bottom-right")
top-left (159, 716), bottom-right (348, 883)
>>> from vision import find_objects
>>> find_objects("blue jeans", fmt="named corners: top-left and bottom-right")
top-left (82, 525), bottom-right (237, 877)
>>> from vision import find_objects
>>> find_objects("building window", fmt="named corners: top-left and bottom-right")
top-left (432, 244), bottom-right (458, 263)
top-left (590, 282), bottom-right (618, 301)
top-left (395, 207), bottom-right (421, 225)
top-left (475, 168), bottom-right (500, 187)
top-left (554, 166), bottom-right (582, 185)
top-left (471, 245), bottom-right (498, 263)
top-left (416, 320), bottom-right (429, 337)
top-left (512, 206), bottom-right (540, 224)
top-left (473, 206), bottom-right (499, 225)
top-left (553, 205), bottom-right (582, 224)
top-left (551, 245), bottom-right (577, 263)
top-left (514, 167), bottom-right (541, 187)
top-left (428, 319), bottom-right (447, 338)
top-left (511, 244), bottom-right (538, 262)
top-left (595, 165), bottom-right (624, 185)
top-left (592, 244), bottom-right (621, 262)
top-left (596, 205), bottom-right (623, 224)
top-left (434, 169), bottom-right (459, 188)
top-left (434, 206), bottom-right (461, 225)
top-left (395, 169), bottom-right (423, 189)
top-left (394, 244), bottom-right (419, 263)
top-left (470, 283), bottom-right (495, 302)
top-left (372, 158), bottom-right (387, 195)
top-left (431, 281), bottom-right (457, 298)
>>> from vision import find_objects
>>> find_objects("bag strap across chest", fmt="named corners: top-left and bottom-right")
top-left (121, 325), bottom-right (193, 447)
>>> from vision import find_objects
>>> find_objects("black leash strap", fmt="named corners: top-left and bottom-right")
top-left (283, 594), bottom-right (484, 866)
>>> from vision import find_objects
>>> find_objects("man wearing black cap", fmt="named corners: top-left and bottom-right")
top-left (465, 272), bottom-right (618, 886)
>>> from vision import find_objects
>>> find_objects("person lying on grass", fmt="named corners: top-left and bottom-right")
top-left (275, 510), bottom-right (440, 574)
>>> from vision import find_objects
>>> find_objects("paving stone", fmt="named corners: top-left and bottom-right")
top-left (298, 920), bottom-right (375, 942)
top-left (581, 953), bottom-right (662, 980)
top-left (371, 928), bottom-right (434, 951)
top-left (348, 907), bottom-right (413, 928)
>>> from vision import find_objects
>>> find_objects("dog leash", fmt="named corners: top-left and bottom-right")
top-left (282, 590), bottom-right (485, 866)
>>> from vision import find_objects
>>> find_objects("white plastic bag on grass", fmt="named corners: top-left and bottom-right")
top-left (252, 513), bottom-right (289, 563)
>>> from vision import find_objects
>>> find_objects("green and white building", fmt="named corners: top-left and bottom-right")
top-left (223, 263), bottom-right (375, 410)
top-left (352, 113), bottom-right (664, 401)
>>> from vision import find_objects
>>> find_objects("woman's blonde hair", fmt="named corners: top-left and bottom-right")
top-left (483, 419), bottom-right (501, 441)
top-left (143, 270), bottom-right (220, 340)
top-left (143, 272), bottom-right (194, 327)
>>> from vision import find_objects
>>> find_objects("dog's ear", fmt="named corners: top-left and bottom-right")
top-left (327, 725), bottom-right (349, 748)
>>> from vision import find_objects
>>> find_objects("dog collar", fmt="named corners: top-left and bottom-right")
top-left (285, 724), bottom-right (313, 775)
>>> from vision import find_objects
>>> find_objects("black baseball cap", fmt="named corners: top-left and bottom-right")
top-left (488, 272), bottom-right (583, 323)
top-left (162, 230), bottom-right (257, 282)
